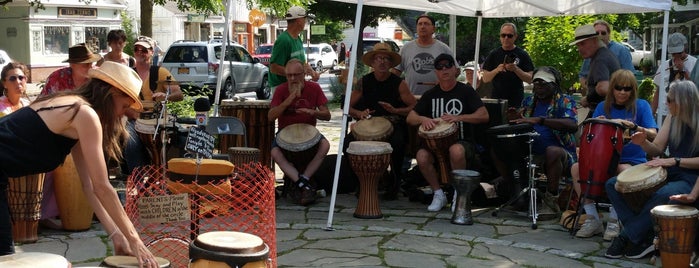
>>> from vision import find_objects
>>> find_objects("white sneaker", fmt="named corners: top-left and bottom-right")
top-left (604, 220), bottom-right (621, 241)
top-left (428, 192), bottom-right (447, 212)
top-left (575, 218), bottom-right (604, 238)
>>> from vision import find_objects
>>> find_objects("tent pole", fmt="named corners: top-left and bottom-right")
top-left (473, 12), bottom-right (483, 86)
top-left (656, 10), bottom-right (669, 128)
top-left (212, 0), bottom-right (234, 115)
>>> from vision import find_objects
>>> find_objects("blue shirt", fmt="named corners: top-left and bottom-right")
top-left (579, 41), bottom-right (634, 78)
top-left (592, 99), bottom-right (657, 165)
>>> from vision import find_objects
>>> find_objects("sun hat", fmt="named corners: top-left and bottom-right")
top-left (569, 24), bottom-right (598, 46)
top-left (88, 61), bottom-right (143, 110)
top-left (285, 6), bottom-right (314, 20)
top-left (361, 43), bottom-right (401, 67)
top-left (135, 36), bottom-right (154, 49)
top-left (63, 43), bottom-right (102, 63)
top-left (667, 33), bottom-right (687, 54)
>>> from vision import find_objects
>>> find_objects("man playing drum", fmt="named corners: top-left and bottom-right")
top-left (496, 67), bottom-right (578, 214)
top-left (348, 43), bottom-right (417, 200)
top-left (604, 80), bottom-right (699, 260)
top-left (406, 53), bottom-right (489, 212)
top-left (268, 59), bottom-right (331, 205)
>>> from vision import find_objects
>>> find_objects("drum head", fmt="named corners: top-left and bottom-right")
top-left (194, 231), bottom-right (267, 254)
top-left (418, 119), bottom-right (456, 138)
top-left (102, 256), bottom-right (170, 268)
top-left (486, 123), bottom-right (533, 136)
top-left (651, 204), bottom-right (699, 217)
top-left (616, 164), bottom-right (666, 192)
top-left (0, 252), bottom-right (70, 267)
top-left (353, 117), bottom-right (393, 140)
top-left (582, 118), bottom-right (624, 128)
top-left (276, 123), bottom-right (321, 152)
top-left (346, 141), bottom-right (393, 155)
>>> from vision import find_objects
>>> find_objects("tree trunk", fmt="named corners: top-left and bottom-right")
top-left (140, 0), bottom-right (153, 37)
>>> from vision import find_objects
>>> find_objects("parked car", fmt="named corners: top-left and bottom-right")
top-left (161, 40), bottom-right (270, 102)
top-left (305, 43), bottom-right (338, 72)
top-left (622, 42), bottom-right (652, 68)
top-left (0, 49), bottom-right (11, 71)
top-left (253, 43), bottom-right (273, 66)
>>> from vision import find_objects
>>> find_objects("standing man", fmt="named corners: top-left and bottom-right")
top-left (268, 6), bottom-right (319, 92)
top-left (579, 19), bottom-right (634, 94)
top-left (652, 32), bottom-right (697, 114)
top-left (393, 14), bottom-right (454, 96)
top-left (406, 53), bottom-right (489, 211)
top-left (481, 22), bottom-right (535, 108)
top-left (572, 24), bottom-right (620, 118)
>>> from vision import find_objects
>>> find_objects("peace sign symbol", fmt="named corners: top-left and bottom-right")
top-left (444, 99), bottom-right (463, 115)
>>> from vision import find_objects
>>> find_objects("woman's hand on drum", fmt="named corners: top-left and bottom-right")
top-left (669, 193), bottom-right (697, 204)
top-left (630, 131), bottom-right (648, 145)
top-left (132, 241), bottom-right (159, 268)
top-left (645, 158), bottom-right (674, 168)
top-left (111, 232), bottom-right (134, 256)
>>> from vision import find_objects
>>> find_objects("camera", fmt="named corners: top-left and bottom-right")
top-left (503, 54), bottom-right (516, 64)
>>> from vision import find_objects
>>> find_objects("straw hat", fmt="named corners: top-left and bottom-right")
top-left (569, 24), bottom-right (598, 46)
top-left (88, 61), bottom-right (143, 110)
top-left (63, 43), bottom-right (102, 63)
top-left (361, 43), bottom-right (401, 67)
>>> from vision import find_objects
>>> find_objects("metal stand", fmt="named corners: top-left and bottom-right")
top-left (492, 131), bottom-right (540, 229)
top-left (153, 77), bottom-right (173, 174)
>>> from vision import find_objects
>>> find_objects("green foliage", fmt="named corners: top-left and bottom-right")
top-left (309, 19), bottom-right (346, 44)
top-left (120, 11), bottom-right (137, 56)
top-left (638, 78), bottom-right (655, 103)
top-left (167, 85), bottom-right (213, 118)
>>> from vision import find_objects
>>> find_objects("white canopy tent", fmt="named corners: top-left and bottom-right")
top-left (324, 0), bottom-right (673, 229)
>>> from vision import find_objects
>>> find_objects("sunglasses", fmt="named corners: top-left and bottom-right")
top-left (500, 33), bottom-right (514, 39)
top-left (435, 62), bottom-right (454, 70)
top-left (134, 47), bottom-right (149, 53)
top-left (8, 75), bottom-right (26, 82)
top-left (596, 31), bottom-right (608, 36)
top-left (614, 85), bottom-right (633, 92)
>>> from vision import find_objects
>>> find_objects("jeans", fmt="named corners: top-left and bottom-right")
top-left (122, 120), bottom-right (149, 176)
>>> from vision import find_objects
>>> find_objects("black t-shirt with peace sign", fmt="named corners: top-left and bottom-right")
top-left (413, 82), bottom-right (484, 140)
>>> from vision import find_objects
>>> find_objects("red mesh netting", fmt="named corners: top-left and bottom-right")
top-left (125, 162), bottom-right (276, 268)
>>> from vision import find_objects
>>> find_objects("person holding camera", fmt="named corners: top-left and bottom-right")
top-left (481, 22), bottom-right (534, 108)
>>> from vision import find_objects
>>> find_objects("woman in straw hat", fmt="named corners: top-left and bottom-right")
top-left (0, 61), bottom-right (159, 267)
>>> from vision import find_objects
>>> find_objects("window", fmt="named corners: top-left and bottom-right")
top-left (44, 26), bottom-right (69, 55)
top-left (85, 27), bottom-right (109, 53)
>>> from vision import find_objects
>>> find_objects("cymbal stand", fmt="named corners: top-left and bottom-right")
top-left (153, 76), bottom-right (173, 176)
top-left (492, 131), bottom-right (540, 229)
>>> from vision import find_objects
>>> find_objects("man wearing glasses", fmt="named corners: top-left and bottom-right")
top-left (652, 32), bottom-right (697, 114)
top-left (406, 53), bottom-right (489, 212)
top-left (268, 6), bottom-right (319, 92)
top-left (578, 20), bottom-right (634, 94)
top-left (482, 22), bottom-right (535, 108)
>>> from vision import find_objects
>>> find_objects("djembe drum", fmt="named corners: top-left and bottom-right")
top-left (651, 205), bottom-right (699, 268)
top-left (450, 170), bottom-right (481, 225)
top-left (578, 118), bottom-right (625, 200)
top-left (7, 173), bottom-right (45, 243)
top-left (53, 154), bottom-right (94, 231)
top-left (100, 256), bottom-right (171, 268)
top-left (347, 141), bottom-right (392, 219)
top-left (418, 119), bottom-right (457, 184)
top-left (276, 123), bottom-right (322, 177)
top-left (189, 231), bottom-right (270, 268)
top-left (228, 147), bottom-right (261, 172)
top-left (0, 252), bottom-right (70, 267)
top-left (166, 158), bottom-right (235, 220)
top-left (616, 165), bottom-right (667, 213)
top-left (135, 117), bottom-right (170, 167)
top-left (351, 116), bottom-right (394, 141)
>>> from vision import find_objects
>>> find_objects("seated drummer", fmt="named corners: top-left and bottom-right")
top-left (604, 80), bottom-right (699, 260)
top-left (406, 53), bottom-right (489, 212)
top-left (494, 66), bottom-right (577, 212)
top-left (268, 59), bottom-right (331, 205)
top-left (123, 36), bottom-right (183, 174)
top-left (348, 43), bottom-right (417, 200)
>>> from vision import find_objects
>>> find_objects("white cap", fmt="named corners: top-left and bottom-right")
top-left (668, 33), bottom-right (687, 54)
top-left (285, 6), bottom-right (314, 20)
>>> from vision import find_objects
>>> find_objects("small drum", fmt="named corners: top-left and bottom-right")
top-left (190, 231), bottom-right (270, 268)
top-left (166, 158), bottom-right (234, 195)
top-left (276, 123), bottom-right (322, 172)
top-left (651, 205), bottom-right (699, 268)
top-left (228, 147), bottom-right (261, 172)
top-left (53, 154), bottom-right (94, 231)
top-left (7, 173), bottom-right (45, 243)
top-left (450, 170), bottom-right (481, 225)
top-left (418, 119), bottom-right (458, 184)
top-left (616, 164), bottom-right (667, 213)
top-left (101, 256), bottom-right (171, 267)
top-left (0, 252), bottom-right (70, 267)
top-left (578, 118), bottom-right (625, 200)
top-left (347, 141), bottom-right (393, 219)
top-left (486, 123), bottom-right (533, 167)
top-left (135, 118), bottom-right (167, 167)
top-left (351, 116), bottom-right (394, 141)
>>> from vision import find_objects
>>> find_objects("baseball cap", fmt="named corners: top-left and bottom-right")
top-left (533, 68), bottom-right (557, 83)
top-left (433, 53), bottom-right (456, 69)
top-left (667, 33), bottom-right (687, 54)
top-left (135, 36), bottom-right (154, 49)
top-left (285, 6), bottom-right (314, 20)
top-left (463, 61), bottom-right (476, 71)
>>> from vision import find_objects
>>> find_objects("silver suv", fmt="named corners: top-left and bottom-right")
top-left (162, 40), bottom-right (270, 102)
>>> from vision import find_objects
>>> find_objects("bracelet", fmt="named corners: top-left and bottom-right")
top-left (108, 230), bottom-right (119, 240)
top-left (630, 123), bottom-right (638, 131)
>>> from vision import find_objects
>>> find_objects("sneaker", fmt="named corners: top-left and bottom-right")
top-left (605, 235), bottom-right (629, 259)
top-left (603, 220), bottom-right (621, 241)
top-left (625, 240), bottom-right (655, 259)
top-left (427, 192), bottom-right (447, 212)
top-left (575, 218), bottom-right (604, 238)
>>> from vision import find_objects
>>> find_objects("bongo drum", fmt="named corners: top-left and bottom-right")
top-left (101, 256), bottom-right (171, 268)
top-left (53, 154), bottom-right (94, 231)
top-left (189, 231), bottom-right (270, 268)
top-left (135, 118), bottom-right (166, 167)
top-left (228, 147), bottom-right (261, 171)
top-left (220, 100), bottom-right (274, 168)
top-left (578, 118), bottom-right (625, 200)
top-left (418, 119), bottom-right (458, 184)
top-left (486, 123), bottom-right (533, 167)
top-left (346, 141), bottom-right (392, 219)
top-left (7, 173), bottom-right (45, 243)
top-left (450, 170), bottom-right (481, 225)
top-left (351, 116), bottom-right (394, 141)
top-left (0, 252), bottom-right (70, 267)
top-left (616, 164), bottom-right (667, 213)
top-left (651, 205), bottom-right (699, 268)
top-left (276, 123), bottom-right (322, 173)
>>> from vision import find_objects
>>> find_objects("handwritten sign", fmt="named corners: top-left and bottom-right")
top-left (138, 194), bottom-right (190, 224)
top-left (185, 127), bottom-right (215, 158)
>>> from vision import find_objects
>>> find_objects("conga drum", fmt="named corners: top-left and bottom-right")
top-left (0, 252), bottom-right (70, 267)
top-left (347, 141), bottom-right (392, 219)
top-left (220, 100), bottom-right (274, 168)
top-left (53, 154), bottom-right (94, 231)
top-left (351, 116), bottom-right (394, 141)
top-left (7, 173), bottom-right (45, 243)
top-left (135, 118), bottom-right (166, 167)
top-left (450, 170), bottom-right (481, 225)
top-left (100, 256), bottom-right (171, 267)
top-left (189, 231), bottom-right (270, 268)
top-left (418, 119), bottom-right (458, 184)
top-left (276, 123), bottom-right (322, 173)
top-left (651, 205), bottom-right (699, 268)
top-left (578, 118), bottom-right (625, 200)
top-left (616, 165), bottom-right (667, 213)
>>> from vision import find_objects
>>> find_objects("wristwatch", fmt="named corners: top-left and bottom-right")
top-left (675, 157), bottom-right (681, 167)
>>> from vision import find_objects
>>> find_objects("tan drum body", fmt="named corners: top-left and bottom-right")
top-left (418, 119), bottom-right (457, 184)
top-left (190, 231), bottom-right (270, 268)
top-left (228, 147), bottom-right (261, 171)
top-left (220, 100), bottom-right (274, 168)
top-left (0, 252), bottom-right (70, 267)
top-left (347, 141), bottom-right (392, 219)
top-left (53, 154), bottom-right (94, 231)
top-left (616, 165), bottom-right (667, 212)
top-left (166, 158), bottom-right (234, 195)
top-left (651, 205), bottom-right (699, 268)
top-left (352, 116), bottom-right (394, 141)
top-left (7, 173), bottom-right (45, 243)
top-left (101, 256), bottom-right (170, 268)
